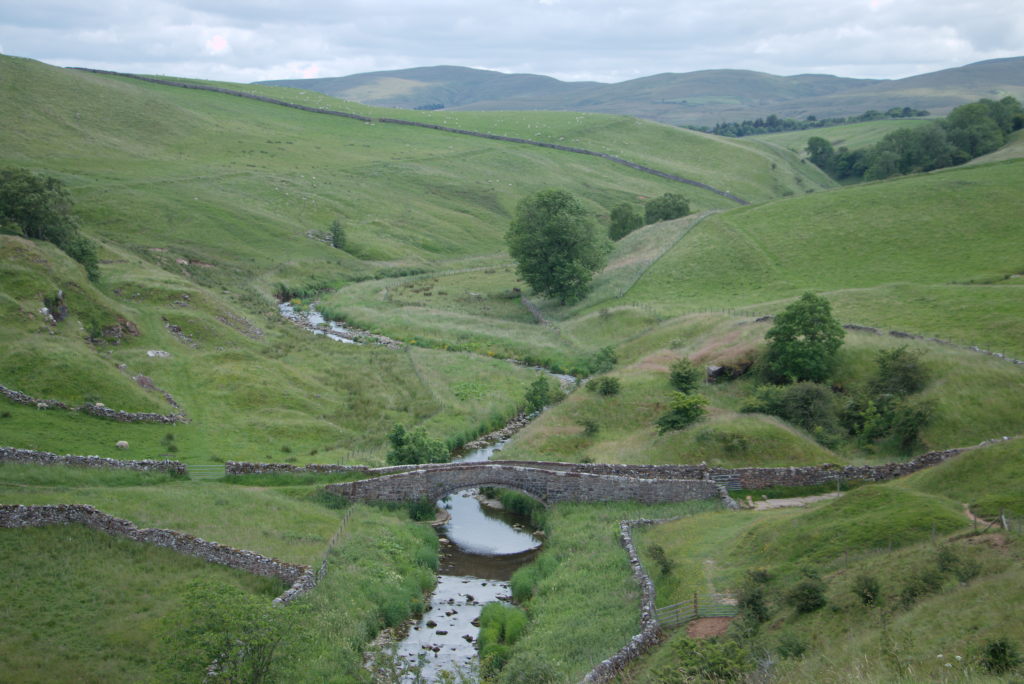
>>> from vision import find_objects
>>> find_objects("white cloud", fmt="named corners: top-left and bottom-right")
top-left (0, 0), bottom-right (1021, 83)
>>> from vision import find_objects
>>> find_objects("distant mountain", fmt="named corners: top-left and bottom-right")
top-left (259, 65), bottom-right (598, 110)
top-left (258, 57), bottom-right (1024, 126)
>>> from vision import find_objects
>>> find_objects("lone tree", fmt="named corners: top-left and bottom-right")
top-left (644, 193), bottom-right (690, 224)
top-left (762, 292), bottom-right (845, 384)
top-left (329, 218), bottom-right (346, 250)
top-left (506, 189), bottom-right (606, 304)
top-left (0, 167), bottom-right (99, 280)
top-left (608, 202), bottom-right (642, 240)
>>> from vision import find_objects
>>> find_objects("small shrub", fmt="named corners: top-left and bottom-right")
top-left (852, 573), bottom-right (881, 606)
top-left (898, 568), bottom-right (944, 608)
top-left (578, 418), bottom-right (600, 436)
top-left (406, 497), bottom-right (437, 522)
top-left (587, 346), bottom-right (618, 375)
top-left (887, 398), bottom-right (934, 454)
top-left (981, 638), bottom-right (1022, 674)
top-left (936, 545), bottom-right (981, 583)
top-left (668, 358), bottom-right (702, 393)
top-left (747, 568), bottom-right (772, 585)
top-left (787, 578), bottom-right (827, 614)
top-left (738, 583), bottom-right (770, 624)
top-left (524, 375), bottom-right (555, 412)
top-left (776, 633), bottom-right (807, 659)
top-left (870, 345), bottom-right (928, 396)
top-left (647, 543), bottom-right (675, 576)
top-left (588, 375), bottom-right (621, 396)
top-left (386, 424), bottom-right (450, 466)
top-left (656, 392), bottom-right (709, 434)
top-left (280, 445), bottom-right (292, 454)
top-left (652, 636), bottom-right (753, 683)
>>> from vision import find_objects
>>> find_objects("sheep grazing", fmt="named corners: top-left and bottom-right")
top-left (115, 440), bottom-right (129, 450)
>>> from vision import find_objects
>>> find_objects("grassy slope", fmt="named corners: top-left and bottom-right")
top-left (614, 160), bottom-right (1024, 356)
top-left (0, 525), bottom-right (284, 683)
top-left (625, 442), bottom-right (1024, 682)
top-left (501, 312), bottom-right (1024, 465)
top-left (759, 118), bottom-right (936, 155)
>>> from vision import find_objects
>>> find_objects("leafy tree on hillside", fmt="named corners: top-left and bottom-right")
top-left (608, 202), bottom-right (642, 240)
top-left (0, 168), bottom-right (99, 280)
top-left (505, 189), bottom-right (607, 304)
top-left (761, 293), bottom-right (845, 384)
top-left (644, 193), bottom-right (690, 224)
top-left (805, 137), bottom-right (835, 174)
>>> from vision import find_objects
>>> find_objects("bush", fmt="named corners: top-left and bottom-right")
top-left (329, 218), bottom-right (346, 250)
top-left (608, 202), bottom-right (643, 240)
top-left (852, 573), bottom-right (881, 606)
top-left (981, 638), bottom-right (1022, 675)
top-left (787, 578), bottom-right (827, 614)
top-left (651, 636), bottom-right (753, 683)
top-left (776, 633), bottom-right (807, 659)
top-left (897, 567), bottom-right (944, 609)
top-left (870, 345), bottom-right (928, 396)
top-left (647, 543), bottom-right (675, 576)
top-left (644, 193), bottom-right (691, 224)
top-left (524, 375), bottom-right (555, 412)
top-left (586, 346), bottom-right (618, 375)
top-left (578, 418), bottom-right (600, 436)
top-left (738, 583), bottom-right (770, 624)
top-left (587, 376), bottom-right (620, 396)
top-left (386, 424), bottom-right (450, 465)
top-left (656, 392), bottom-right (709, 434)
top-left (669, 358), bottom-right (702, 393)
top-left (406, 497), bottom-right (437, 521)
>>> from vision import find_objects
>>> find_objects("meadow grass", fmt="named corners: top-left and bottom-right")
top-left (0, 469), bottom-right (342, 564)
top-left (901, 439), bottom-right (1024, 517)
top-left (0, 524), bottom-right (283, 684)
top-left (498, 499), bottom-right (720, 683)
top-left (271, 504), bottom-right (439, 683)
top-left (614, 160), bottom-right (1024, 355)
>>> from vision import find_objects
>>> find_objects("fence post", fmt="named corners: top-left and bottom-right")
top-left (694, 592), bottom-right (699, 618)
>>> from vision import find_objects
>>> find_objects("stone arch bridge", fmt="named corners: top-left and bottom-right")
top-left (325, 462), bottom-right (731, 507)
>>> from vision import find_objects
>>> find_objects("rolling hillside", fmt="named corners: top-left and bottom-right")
top-left (261, 56), bottom-right (1024, 127)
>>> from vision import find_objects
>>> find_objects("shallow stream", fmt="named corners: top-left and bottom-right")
top-left (391, 442), bottom-right (542, 681)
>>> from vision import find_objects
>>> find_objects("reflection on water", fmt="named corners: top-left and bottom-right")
top-left (440, 490), bottom-right (541, 557)
top-left (392, 485), bottom-right (542, 681)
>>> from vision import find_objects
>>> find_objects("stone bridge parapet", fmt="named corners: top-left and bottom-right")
top-left (324, 463), bottom-right (728, 506)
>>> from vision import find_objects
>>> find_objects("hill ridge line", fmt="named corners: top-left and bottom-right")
top-left (69, 67), bottom-right (748, 205)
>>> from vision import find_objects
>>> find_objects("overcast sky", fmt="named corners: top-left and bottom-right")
top-left (2, 0), bottom-right (1022, 84)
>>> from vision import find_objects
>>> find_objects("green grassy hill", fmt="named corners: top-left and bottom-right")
top-left (2, 53), bottom-right (1023, 684)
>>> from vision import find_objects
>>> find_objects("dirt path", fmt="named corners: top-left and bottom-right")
top-left (686, 617), bottom-right (732, 639)
top-left (748, 491), bottom-right (843, 510)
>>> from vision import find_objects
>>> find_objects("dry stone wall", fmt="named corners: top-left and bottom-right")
top-left (1, 384), bottom-right (187, 424)
top-left (582, 518), bottom-right (667, 683)
top-left (1, 446), bottom-right (186, 474)
top-left (0, 504), bottom-right (313, 604)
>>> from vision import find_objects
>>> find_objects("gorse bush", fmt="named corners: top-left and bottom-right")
top-left (787, 577), bottom-right (827, 614)
top-left (852, 573), bottom-right (881, 606)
